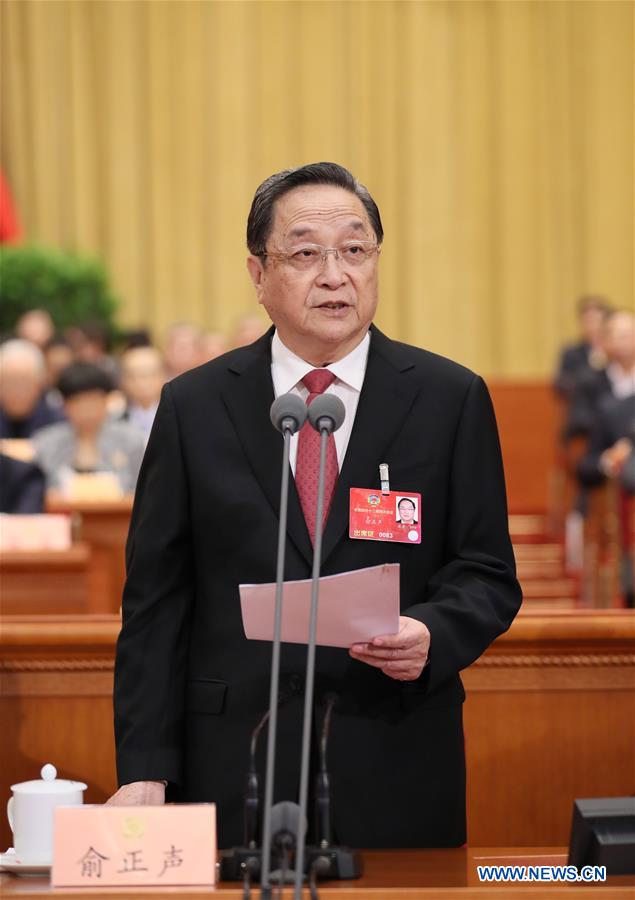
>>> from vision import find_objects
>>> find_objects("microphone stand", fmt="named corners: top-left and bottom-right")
top-left (259, 424), bottom-right (293, 899)
top-left (293, 416), bottom-right (332, 899)
top-left (259, 395), bottom-right (306, 899)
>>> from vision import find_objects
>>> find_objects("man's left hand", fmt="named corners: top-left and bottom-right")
top-left (349, 616), bottom-right (431, 681)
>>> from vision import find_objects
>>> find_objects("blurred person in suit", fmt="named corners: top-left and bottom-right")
top-left (66, 321), bottom-right (120, 385)
top-left (15, 308), bottom-right (55, 350)
top-left (163, 323), bottom-right (203, 379)
top-left (565, 310), bottom-right (635, 440)
top-left (110, 162), bottom-right (521, 849)
top-left (43, 335), bottom-right (74, 409)
top-left (120, 346), bottom-right (166, 440)
top-left (0, 339), bottom-right (65, 438)
top-left (576, 310), bottom-right (635, 490)
top-left (32, 362), bottom-right (146, 496)
top-left (0, 453), bottom-right (45, 513)
top-left (554, 296), bottom-right (611, 402)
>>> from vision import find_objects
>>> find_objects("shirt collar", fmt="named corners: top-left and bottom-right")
top-left (271, 329), bottom-right (370, 395)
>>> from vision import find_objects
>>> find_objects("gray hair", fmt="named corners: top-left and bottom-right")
top-left (0, 338), bottom-right (46, 374)
top-left (246, 162), bottom-right (384, 257)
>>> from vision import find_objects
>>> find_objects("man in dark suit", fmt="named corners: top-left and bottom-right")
top-left (111, 163), bottom-right (522, 848)
top-left (553, 295), bottom-right (610, 404)
top-left (0, 453), bottom-right (45, 513)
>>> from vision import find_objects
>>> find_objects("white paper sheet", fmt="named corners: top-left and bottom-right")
top-left (240, 562), bottom-right (400, 648)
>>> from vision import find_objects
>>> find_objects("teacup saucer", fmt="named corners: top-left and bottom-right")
top-left (0, 848), bottom-right (51, 875)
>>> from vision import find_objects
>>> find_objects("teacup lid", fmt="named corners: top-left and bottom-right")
top-left (10, 764), bottom-right (88, 795)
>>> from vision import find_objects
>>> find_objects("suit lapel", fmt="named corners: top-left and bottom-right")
top-left (321, 326), bottom-right (421, 566)
top-left (221, 330), bottom-right (313, 566)
top-left (221, 326), bottom-right (421, 571)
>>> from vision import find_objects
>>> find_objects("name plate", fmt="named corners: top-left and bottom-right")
top-left (0, 514), bottom-right (71, 551)
top-left (52, 805), bottom-right (216, 887)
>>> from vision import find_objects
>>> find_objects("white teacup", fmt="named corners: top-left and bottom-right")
top-left (7, 763), bottom-right (87, 864)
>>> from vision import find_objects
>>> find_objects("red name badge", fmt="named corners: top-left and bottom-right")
top-left (349, 488), bottom-right (422, 544)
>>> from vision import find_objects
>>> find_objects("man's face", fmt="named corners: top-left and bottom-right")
top-left (604, 314), bottom-right (635, 368)
top-left (247, 185), bottom-right (380, 364)
top-left (398, 499), bottom-right (416, 524)
top-left (580, 307), bottom-right (606, 344)
top-left (121, 349), bottom-right (165, 408)
top-left (64, 391), bottom-right (109, 434)
top-left (0, 360), bottom-right (43, 419)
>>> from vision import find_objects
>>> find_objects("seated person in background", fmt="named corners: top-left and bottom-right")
top-left (0, 453), bottom-right (45, 513)
top-left (15, 308), bottom-right (55, 350)
top-left (67, 321), bottom-right (120, 385)
top-left (199, 330), bottom-right (227, 363)
top-left (43, 335), bottom-right (74, 409)
top-left (163, 322), bottom-right (203, 379)
top-left (565, 310), bottom-right (635, 440)
top-left (230, 313), bottom-right (267, 348)
top-left (554, 295), bottom-right (611, 402)
top-left (32, 362), bottom-right (146, 496)
top-left (577, 394), bottom-right (635, 490)
top-left (120, 346), bottom-right (165, 439)
top-left (0, 339), bottom-right (65, 438)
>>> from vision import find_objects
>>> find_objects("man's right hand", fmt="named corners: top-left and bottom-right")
top-left (105, 781), bottom-right (165, 806)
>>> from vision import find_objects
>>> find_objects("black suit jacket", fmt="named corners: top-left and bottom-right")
top-left (114, 327), bottom-right (521, 848)
top-left (0, 453), bottom-right (45, 513)
top-left (577, 394), bottom-right (635, 489)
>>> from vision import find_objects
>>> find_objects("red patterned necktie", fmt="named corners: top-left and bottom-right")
top-left (295, 369), bottom-right (339, 545)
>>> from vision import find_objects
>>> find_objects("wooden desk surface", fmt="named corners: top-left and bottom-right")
top-left (1, 848), bottom-right (633, 898)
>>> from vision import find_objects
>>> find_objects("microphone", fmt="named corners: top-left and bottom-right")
top-left (270, 801), bottom-right (305, 852)
top-left (292, 398), bottom-right (346, 899)
top-left (315, 693), bottom-right (338, 848)
top-left (270, 393), bottom-right (308, 435)
top-left (245, 687), bottom-right (294, 849)
top-left (269, 802), bottom-right (307, 890)
top-left (307, 394), bottom-right (346, 435)
top-left (244, 709), bottom-right (269, 849)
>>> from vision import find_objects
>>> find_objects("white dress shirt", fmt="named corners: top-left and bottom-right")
top-left (270, 330), bottom-right (370, 474)
top-left (606, 363), bottom-right (635, 399)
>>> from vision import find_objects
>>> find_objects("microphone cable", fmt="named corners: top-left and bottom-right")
top-left (308, 855), bottom-right (330, 900)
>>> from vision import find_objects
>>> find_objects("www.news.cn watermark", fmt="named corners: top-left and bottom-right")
top-left (477, 864), bottom-right (607, 883)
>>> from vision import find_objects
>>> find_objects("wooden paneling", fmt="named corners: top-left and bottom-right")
top-left (0, 545), bottom-right (91, 615)
top-left (489, 381), bottom-right (561, 514)
top-left (45, 500), bottom-right (132, 614)
top-left (1, 611), bottom-right (633, 853)
top-left (463, 610), bottom-right (635, 845)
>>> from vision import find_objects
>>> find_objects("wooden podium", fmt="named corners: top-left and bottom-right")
top-left (1, 848), bottom-right (634, 897)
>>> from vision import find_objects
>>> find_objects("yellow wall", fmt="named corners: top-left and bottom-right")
top-left (1, 0), bottom-right (633, 377)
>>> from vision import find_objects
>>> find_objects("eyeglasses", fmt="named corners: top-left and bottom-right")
top-left (263, 240), bottom-right (380, 272)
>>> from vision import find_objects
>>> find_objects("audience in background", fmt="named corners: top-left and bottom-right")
top-left (15, 309), bottom-right (55, 350)
top-left (163, 322), bottom-right (203, 379)
top-left (67, 321), bottom-right (120, 385)
top-left (565, 310), bottom-right (634, 441)
top-left (199, 330), bottom-right (227, 363)
top-left (230, 313), bottom-right (267, 348)
top-left (0, 453), bottom-right (45, 513)
top-left (119, 346), bottom-right (165, 439)
top-left (0, 339), bottom-right (65, 438)
top-left (120, 329), bottom-right (153, 351)
top-left (577, 312), bottom-right (635, 489)
top-left (32, 362), bottom-right (146, 496)
top-left (43, 335), bottom-right (74, 408)
top-left (554, 295), bottom-right (611, 402)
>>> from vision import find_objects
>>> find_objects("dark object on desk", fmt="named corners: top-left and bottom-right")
top-left (568, 797), bottom-right (635, 875)
top-left (0, 453), bottom-right (45, 513)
